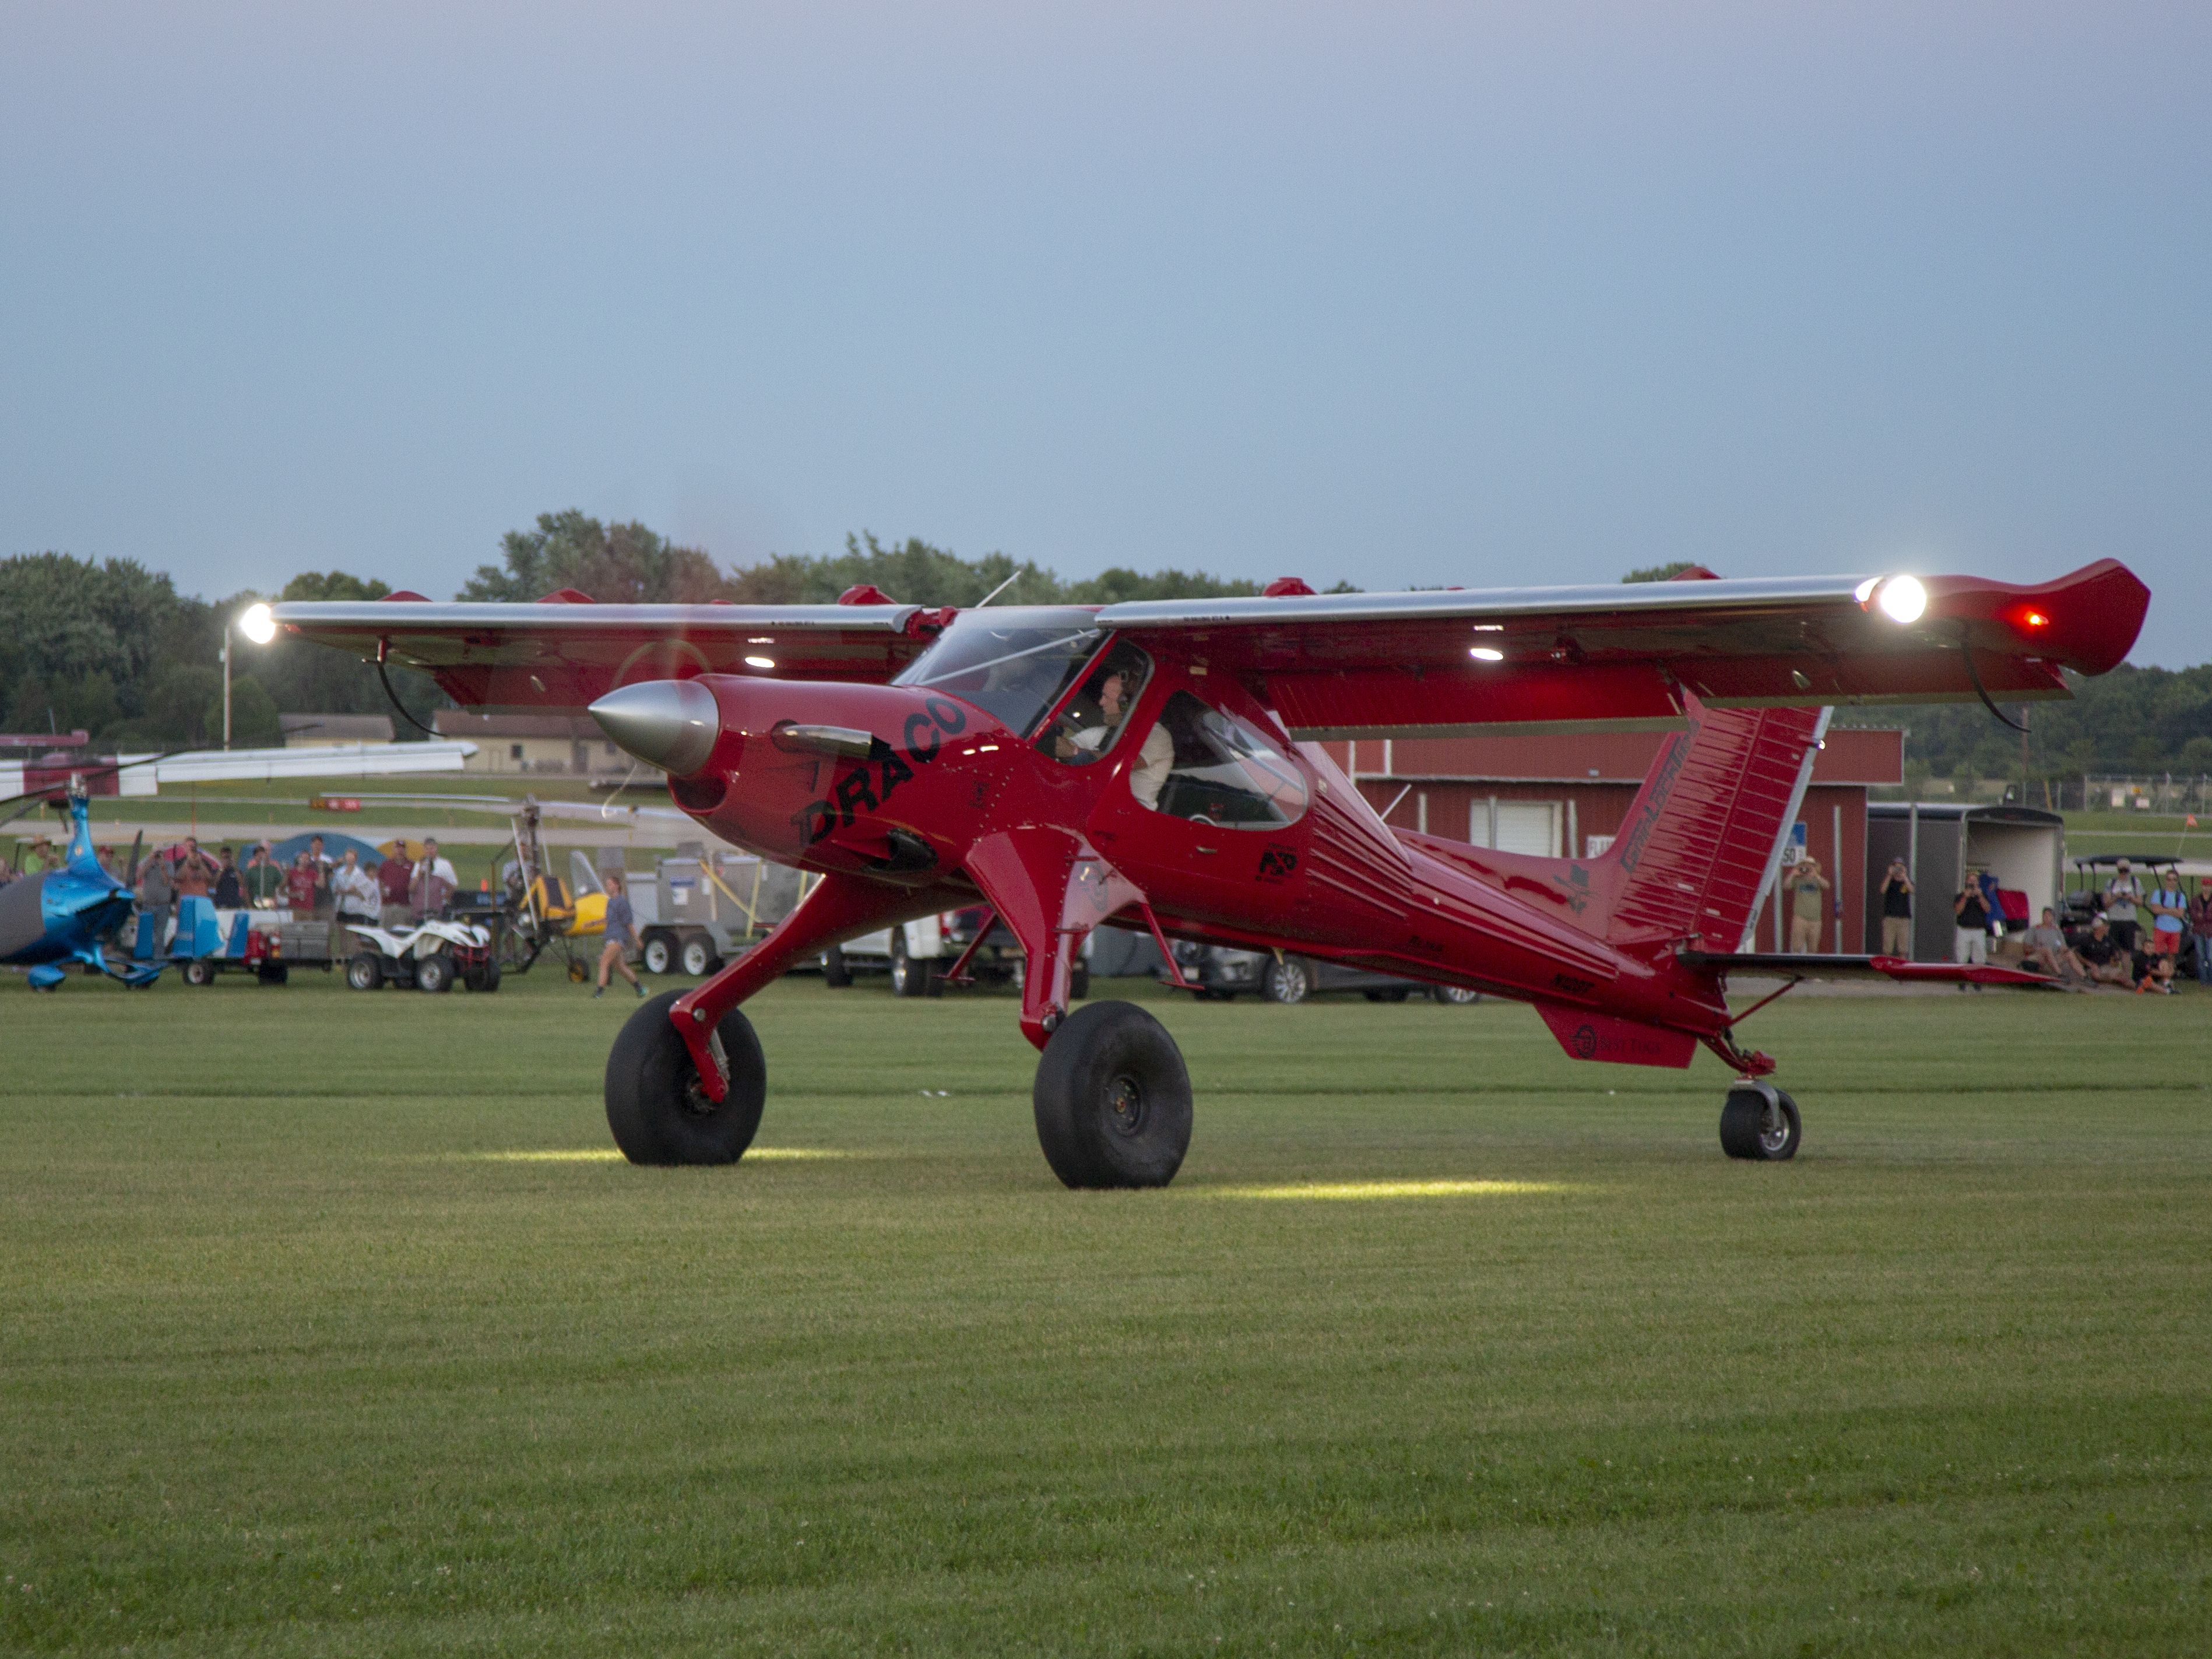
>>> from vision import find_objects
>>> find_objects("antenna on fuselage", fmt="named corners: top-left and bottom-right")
top-left (975, 571), bottom-right (1021, 607)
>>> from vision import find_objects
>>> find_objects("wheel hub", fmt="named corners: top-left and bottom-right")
top-left (1759, 1102), bottom-right (1790, 1155)
top-left (1104, 1074), bottom-right (1148, 1137)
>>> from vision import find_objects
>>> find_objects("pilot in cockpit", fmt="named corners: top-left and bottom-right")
top-left (1042, 650), bottom-right (1176, 806)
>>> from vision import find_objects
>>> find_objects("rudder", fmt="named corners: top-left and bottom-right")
top-left (1599, 694), bottom-right (1828, 954)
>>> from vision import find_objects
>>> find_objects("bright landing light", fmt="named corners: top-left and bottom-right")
top-left (744, 655), bottom-right (776, 669)
top-left (238, 602), bottom-right (277, 645)
top-left (1469, 646), bottom-right (1505, 662)
top-left (1877, 574), bottom-right (1928, 624)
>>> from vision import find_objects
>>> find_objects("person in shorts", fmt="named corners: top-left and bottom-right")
top-left (2075, 916), bottom-right (2133, 986)
top-left (2145, 873), bottom-right (2189, 960)
top-left (593, 871), bottom-right (645, 999)
top-left (1787, 855), bottom-right (1830, 953)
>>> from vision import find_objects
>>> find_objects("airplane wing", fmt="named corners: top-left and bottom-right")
top-left (265, 597), bottom-right (943, 709)
top-left (1095, 560), bottom-right (2147, 737)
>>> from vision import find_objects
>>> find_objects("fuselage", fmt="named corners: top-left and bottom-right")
top-left (653, 611), bottom-right (1731, 1041)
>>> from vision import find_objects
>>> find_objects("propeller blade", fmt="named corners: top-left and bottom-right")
top-left (125, 830), bottom-right (144, 889)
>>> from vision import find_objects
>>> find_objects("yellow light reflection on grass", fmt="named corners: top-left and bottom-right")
top-left (1199, 1178), bottom-right (1578, 1201)
top-left (463, 1147), bottom-right (850, 1164)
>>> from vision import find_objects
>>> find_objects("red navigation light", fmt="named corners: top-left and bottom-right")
top-left (2007, 603), bottom-right (2053, 633)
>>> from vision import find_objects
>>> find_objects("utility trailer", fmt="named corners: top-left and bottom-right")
top-left (637, 847), bottom-right (809, 977)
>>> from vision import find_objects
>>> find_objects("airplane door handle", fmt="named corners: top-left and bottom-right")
top-left (1194, 846), bottom-right (1218, 855)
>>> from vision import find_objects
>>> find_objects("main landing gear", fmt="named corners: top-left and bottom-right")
top-left (1032, 1002), bottom-right (1193, 1189)
top-left (1719, 1078), bottom-right (1801, 1161)
top-left (606, 989), bottom-right (765, 1165)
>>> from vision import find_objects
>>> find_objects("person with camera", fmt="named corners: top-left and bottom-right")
top-left (1877, 857), bottom-right (1914, 957)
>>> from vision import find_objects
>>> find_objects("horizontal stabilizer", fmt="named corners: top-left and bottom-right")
top-left (1679, 951), bottom-right (2061, 989)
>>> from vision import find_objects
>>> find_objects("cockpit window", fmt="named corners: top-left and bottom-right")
top-left (1138, 692), bottom-right (1309, 828)
top-left (1036, 644), bottom-right (1152, 767)
top-left (892, 607), bottom-right (1103, 736)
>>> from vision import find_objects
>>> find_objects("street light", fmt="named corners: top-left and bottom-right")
top-left (224, 604), bottom-right (277, 750)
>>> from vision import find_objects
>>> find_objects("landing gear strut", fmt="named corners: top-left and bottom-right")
top-left (1719, 1078), bottom-right (1800, 1161)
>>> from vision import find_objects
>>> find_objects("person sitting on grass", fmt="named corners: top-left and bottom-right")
top-left (2136, 953), bottom-right (2179, 995)
top-left (593, 870), bottom-right (645, 1000)
top-left (2074, 916), bottom-right (2134, 986)
top-left (2019, 907), bottom-right (2084, 980)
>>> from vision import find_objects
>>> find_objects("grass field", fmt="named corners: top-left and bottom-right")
top-left (3, 967), bottom-right (2209, 1655)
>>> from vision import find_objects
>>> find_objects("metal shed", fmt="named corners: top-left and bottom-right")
top-left (1865, 803), bottom-right (2066, 959)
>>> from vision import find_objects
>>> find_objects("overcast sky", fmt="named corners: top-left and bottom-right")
top-left (3, 3), bottom-right (2204, 663)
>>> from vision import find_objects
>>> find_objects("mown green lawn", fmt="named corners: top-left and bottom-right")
top-left (3, 966), bottom-right (2207, 1655)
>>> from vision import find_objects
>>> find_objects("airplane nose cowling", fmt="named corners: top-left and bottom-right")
top-left (590, 679), bottom-right (720, 775)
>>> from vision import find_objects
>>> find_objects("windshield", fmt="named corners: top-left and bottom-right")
top-left (894, 607), bottom-right (1105, 735)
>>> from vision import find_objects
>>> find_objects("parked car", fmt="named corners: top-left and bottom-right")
top-left (1165, 943), bottom-right (1480, 1005)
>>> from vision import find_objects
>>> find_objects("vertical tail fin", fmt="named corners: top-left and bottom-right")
top-left (1602, 696), bottom-right (1828, 953)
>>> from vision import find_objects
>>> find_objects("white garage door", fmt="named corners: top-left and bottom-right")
top-left (1468, 800), bottom-right (1560, 857)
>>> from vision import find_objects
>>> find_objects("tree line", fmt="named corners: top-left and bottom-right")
top-left (3, 515), bottom-right (2204, 778)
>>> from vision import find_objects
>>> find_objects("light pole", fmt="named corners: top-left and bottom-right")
top-left (228, 603), bottom-right (278, 750)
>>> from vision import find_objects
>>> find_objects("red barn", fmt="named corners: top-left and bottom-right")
top-left (1316, 726), bottom-right (1904, 954)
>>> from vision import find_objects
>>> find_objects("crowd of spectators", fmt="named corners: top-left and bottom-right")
top-left (58, 832), bottom-right (480, 956)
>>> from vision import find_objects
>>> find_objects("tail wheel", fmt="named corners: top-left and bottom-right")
top-left (1720, 1081), bottom-right (1801, 1161)
top-left (1032, 1000), bottom-right (1193, 1190)
top-left (346, 953), bottom-right (382, 991)
top-left (1260, 957), bottom-right (1311, 1004)
top-left (605, 990), bottom-right (765, 1165)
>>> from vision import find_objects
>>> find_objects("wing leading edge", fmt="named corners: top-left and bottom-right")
top-left (1099, 560), bottom-right (2147, 737)
top-left (269, 560), bottom-right (2146, 730)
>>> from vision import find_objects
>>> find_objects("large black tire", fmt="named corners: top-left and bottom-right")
top-left (641, 931), bottom-right (674, 975)
top-left (256, 964), bottom-right (290, 986)
top-left (346, 952), bottom-right (382, 992)
top-left (1032, 1000), bottom-right (1193, 1190)
top-left (822, 945), bottom-right (852, 988)
top-left (604, 990), bottom-right (765, 1165)
top-left (416, 953), bottom-right (455, 994)
top-left (889, 932), bottom-right (933, 999)
top-left (1069, 962), bottom-right (1091, 1001)
top-left (680, 933), bottom-right (718, 977)
top-left (1719, 1082), bottom-right (1801, 1161)
top-left (1260, 957), bottom-right (1312, 1004)
top-left (463, 959), bottom-right (502, 993)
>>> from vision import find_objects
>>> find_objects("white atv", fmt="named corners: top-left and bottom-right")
top-left (344, 918), bottom-right (500, 994)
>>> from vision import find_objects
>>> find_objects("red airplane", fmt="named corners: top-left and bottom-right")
top-left (267, 558), bottom-right (2147, 1184)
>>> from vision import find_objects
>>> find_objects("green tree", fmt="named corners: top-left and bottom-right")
top-left (1622, 561), bottom-right (1705, 583)
top-left (462, 511), bottom-right (726, 603)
